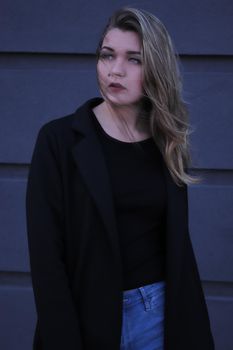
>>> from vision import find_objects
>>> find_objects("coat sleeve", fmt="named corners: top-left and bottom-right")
top-left (26, 124), bottom-right (83, 349)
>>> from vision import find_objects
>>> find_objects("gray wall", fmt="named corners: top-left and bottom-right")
top-left (0, 1), bottom-right (232, 349)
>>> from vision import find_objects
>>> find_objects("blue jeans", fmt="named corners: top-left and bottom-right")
top-left (120, 280), bottom-right (166, 350)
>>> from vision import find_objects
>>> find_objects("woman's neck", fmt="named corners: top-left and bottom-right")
top-left (104, 101), bottom-right (139, 127)
top-left (92, 100), bottom-right (151, 142)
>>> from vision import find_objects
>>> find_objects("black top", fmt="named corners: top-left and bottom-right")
top-left (91, 111), bottom-right (167, 290)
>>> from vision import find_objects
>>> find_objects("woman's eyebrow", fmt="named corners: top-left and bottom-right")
top-left (126, 51), bottom-right (141, 55)
top-left (101, 46), bottom-right (114, 51)
top-left (101, 46), bottom-right (141, 55)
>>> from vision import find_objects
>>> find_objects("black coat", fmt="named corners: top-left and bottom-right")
top-left (26, 98), bottom-right (215, 350)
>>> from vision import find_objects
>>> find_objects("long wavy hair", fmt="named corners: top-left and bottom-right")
top-left (96, 7), bottom-right (201, 186)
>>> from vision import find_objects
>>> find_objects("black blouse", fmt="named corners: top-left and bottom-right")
top-left (91, 111), bottom-right (167, 290)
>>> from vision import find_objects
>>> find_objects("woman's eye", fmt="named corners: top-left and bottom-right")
top-left (129, 57), bottom-right (141, 64)
top-left (100, 53), bottom-right (114, 60)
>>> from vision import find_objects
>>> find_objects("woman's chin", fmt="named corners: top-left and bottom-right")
top-left (104, 94), bottom-right (140, 109)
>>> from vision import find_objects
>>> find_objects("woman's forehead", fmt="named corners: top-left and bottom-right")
top-left (102, 28), bottom-right (141, 52)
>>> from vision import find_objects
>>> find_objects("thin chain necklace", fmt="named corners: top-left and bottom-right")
top-left (104, 103), bottom-right (149, 143)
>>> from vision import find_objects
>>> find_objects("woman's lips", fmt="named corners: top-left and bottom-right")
top-left (109, 83), bottom-right (126, 90)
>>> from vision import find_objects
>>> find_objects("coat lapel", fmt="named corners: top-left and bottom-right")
top-left (71, 98), bottom-right (122, 273)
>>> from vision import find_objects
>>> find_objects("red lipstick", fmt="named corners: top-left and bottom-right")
top-left (109, 82), bottom-right (125, 90)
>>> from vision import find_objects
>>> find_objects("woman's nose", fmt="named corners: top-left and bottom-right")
top-left (109, 59), bottom-right (126, 77)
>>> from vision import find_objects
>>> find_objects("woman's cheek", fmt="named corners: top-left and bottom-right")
top-left (97, 64), bottom-right (107, 86)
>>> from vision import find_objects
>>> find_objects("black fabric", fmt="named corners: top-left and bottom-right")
top-left (92, 112), bottom-right (167, 290)
top-left (26, 97), bottom-right (215, 349)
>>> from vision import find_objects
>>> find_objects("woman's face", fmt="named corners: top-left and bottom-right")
top-left (97, 28), bottom-right (143, 108)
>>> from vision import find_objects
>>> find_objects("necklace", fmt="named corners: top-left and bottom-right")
top-left (104, 103), bottom-right (151, 143)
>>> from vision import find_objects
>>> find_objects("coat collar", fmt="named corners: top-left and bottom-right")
top-left (71, 98), bottom-right (189, 293)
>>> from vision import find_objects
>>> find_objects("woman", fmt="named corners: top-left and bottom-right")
top-left (26, 7), bottom-right (215, 350)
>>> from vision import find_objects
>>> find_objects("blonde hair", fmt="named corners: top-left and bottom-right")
top-left (96, 7), bottom-right (201, 187)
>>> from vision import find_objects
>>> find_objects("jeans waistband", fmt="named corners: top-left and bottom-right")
top-left (122, 280), bottom-right (166, 311)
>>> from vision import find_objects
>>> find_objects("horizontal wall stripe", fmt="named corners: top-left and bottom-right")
top-left (181, 55), bottom-right (233, 73)
top-left (0, 53), bottom-right (95, 70)
top-left (1, 0), bottom-right (232, 54)
top-left (207, 296), bottom-right (233, 302)
top-left (0, 53), bottom-right (232, 72)
top-left (0, 164), bottom-right (28, 179)
top-left (188, 169), bottom-right (233, 186)
top-left (1, 272), bottom-right (233, 296)
top-left (0, 271), bottom-right (31, 287)
top-left (203, 280), bottom-right (233, 298)
top-left (1, 165), bottom-right (233, 186)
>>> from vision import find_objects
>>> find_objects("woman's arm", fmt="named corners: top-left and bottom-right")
top-left (26, 124), bottom-right (83, 349)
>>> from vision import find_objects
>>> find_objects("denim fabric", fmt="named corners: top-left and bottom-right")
top-left (120, 280), bottom-right (166, 350)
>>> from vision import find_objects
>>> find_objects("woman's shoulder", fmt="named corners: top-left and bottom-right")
top-left (32, 98), bottom-right (103, 159)
top-left (38, 111), bottom-right (76, 138)
top-left (38, 97), bottom-right (102, 139)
